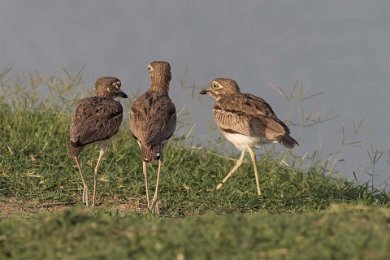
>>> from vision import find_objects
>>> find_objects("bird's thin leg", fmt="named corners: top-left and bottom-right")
top-left (216, 151), bottom-right (245, 190)
top-left (151, 159), bottom-right (162, 209)
top-left (75, 156), bottom-right (89, 207)
top-left (246, 144), bottom-right (261, 195)
top-left (143, 161), bottom-right (150, 208)
top-left (92, 146), bottom-right (107, 208)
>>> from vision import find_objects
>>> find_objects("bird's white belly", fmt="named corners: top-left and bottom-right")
top-left (222, 132), bottom-right (261, 151)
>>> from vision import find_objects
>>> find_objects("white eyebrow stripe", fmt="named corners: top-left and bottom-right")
top-left (113, 82), bottom-right (121, 89)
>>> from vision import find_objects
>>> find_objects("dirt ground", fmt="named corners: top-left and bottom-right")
top-left (0, 196), bottom-right (148, 217)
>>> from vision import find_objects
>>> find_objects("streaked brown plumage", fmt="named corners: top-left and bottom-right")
top-left (69, 98), bottom-right (124, 156)
top-left (69, 76), bottom-right (128, 207)
top-left (200, 78), bottom-right (298, 195)
top-left (130, 61), bottom-right (176, 213)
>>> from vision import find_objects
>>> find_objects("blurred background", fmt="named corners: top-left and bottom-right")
top-left (1, 0), bottom-right (389, 188)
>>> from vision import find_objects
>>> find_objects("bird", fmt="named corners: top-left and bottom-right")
top-left (130, 61), bottom-right (176, 213)
top-left (200, 78), bottom-right (298, 195)
top-left (68, 76), bottom-right (128, 207)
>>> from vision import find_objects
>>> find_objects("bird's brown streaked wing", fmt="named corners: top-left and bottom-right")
top-left (130, 92), bottom-right (151, 142)
top-left (214, 94), bottom-right (289, 138)
top-left (245, 93), bottom-right (292, 135)
top-left (130, 93), bottom-right (176, 145)
top-left (145, 96), bottom-right (176, 145)
top-left (249, 116), bottom-right (288, 140)
top-left (70, 97), bottom-right (123, 146)
top-left (216, 94), bottom-right (274, 119)
top-left (213, 107), bottom-right (251, 136)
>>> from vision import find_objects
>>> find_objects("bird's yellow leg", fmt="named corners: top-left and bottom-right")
top-left (246, 144), bottom-right (261, 195)
top-left (151, 159), bottom-right (162, 210)
top-left (75, 156), bottom-right (89, 207)
top-left (143, 161), bottom-right (150, 208)
top-left (92, 147), bottom-right (106, 208)
top-left (216, 151), bottom-right (245, 190)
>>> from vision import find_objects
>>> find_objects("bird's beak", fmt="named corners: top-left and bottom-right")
top-left (200, 88), bottom-right (209, 95)
top-left (117, 90), bottom-right (128, 98)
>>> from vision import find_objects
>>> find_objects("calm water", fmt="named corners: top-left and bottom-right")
top-left (1, 1), bottom-right (389, 187)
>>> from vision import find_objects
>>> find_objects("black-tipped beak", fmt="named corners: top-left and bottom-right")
top-left (200, 89), bottom-right (209, 95)
top-left (117, 90), bottom-right (128, 98)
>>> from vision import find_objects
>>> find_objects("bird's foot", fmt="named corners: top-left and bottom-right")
top-left (149, 197), bottom-right (160, 216)
top-left (82, 186), bottom-right (89, 207)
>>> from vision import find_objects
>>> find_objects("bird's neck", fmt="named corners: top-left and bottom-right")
top-left (95, 87), bottom-right (115, 98)
top-left (96, 93), bottom-right (114, 99)
top-left (149, 83), bottom-right (170, 95)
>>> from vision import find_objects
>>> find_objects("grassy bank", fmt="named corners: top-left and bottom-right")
top-left (0, 73), bottom-right (389, 258)
top-left (1, 205), bottom-right (389, 259)
top-left (1, 102), bottom-right (388, 216)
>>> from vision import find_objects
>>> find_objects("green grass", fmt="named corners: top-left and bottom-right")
top-left (1, 206), bottom-right (389, 259)
top-left (0, 74), bottom-right (389, 258)
top-left (1, 103), bottom-right (388, 216)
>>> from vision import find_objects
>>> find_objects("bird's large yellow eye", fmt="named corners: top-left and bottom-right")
top-left (112, 81), bottom-right (121, 89)
top-left (148, 65), bottom-right (153, 72)
top-left (211, 82), bottom-right (220, 90)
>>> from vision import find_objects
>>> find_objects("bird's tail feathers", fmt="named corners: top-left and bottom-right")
top-left (279, 134), bottom-right (299, 149)
top-left (141, 144), bottom-right (162, 163)
top-left (68, 146), bottom-right (84, 158)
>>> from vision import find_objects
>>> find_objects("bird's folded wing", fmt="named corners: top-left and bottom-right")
top-left (130, 94), bottom-right (176, 145)
top-left (214, 94), bottom-right (289, 138)
top-left (70, 97), bottom-right (123, 145)
top-left (145, 98), bottom-right (176, 145)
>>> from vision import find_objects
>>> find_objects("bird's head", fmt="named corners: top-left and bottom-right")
top-left (200, 78), bottom-right (240, 100)
top-left (148, 61), bottom-right (172, 87)
top-left (95, 76), bottom-right (128, 98)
